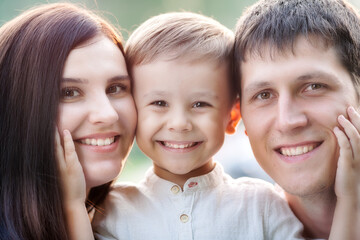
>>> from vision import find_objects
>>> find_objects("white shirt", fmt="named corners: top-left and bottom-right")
top-left (93, 163), bottom-right (304, 240)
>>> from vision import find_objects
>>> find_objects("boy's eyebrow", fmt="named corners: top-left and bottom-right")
top-left (61, 75), bottom-right (130, 84)
top-left (192, 91), bottom-right (219, 99)
top-left (143, 90), bottom-right (170, 98)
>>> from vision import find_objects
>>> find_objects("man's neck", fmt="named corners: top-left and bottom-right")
top-left (285, 189), bottom-right (336, 239)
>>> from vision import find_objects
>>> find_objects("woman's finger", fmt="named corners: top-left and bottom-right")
top-left (55, 127), bottom-right (66, 170)
top-left (63, 129), bottom-right (78, 167)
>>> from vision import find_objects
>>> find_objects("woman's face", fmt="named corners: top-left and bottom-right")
top-left (57, 35), bottom-right (137, 190)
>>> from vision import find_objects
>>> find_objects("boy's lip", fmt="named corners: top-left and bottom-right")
top-left (157, 140), bottom-right (202, 150)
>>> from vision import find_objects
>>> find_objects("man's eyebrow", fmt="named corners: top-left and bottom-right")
top-left (243, 81), bottom-right (272, 94)
top-left (243, 71), bottom-right (341, 93)
top-left (296, 71), bottom-right (340, 84)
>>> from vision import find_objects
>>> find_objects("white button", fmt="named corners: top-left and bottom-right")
top-left (171, 185), bottom-right (180, 194)
top-left (180, 214), bottom-right (189, 223)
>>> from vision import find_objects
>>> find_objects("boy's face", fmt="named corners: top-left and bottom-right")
top-left (240, 36), bottom-right (359, 197)
top-left (133, 58), bottom-right (234, 180)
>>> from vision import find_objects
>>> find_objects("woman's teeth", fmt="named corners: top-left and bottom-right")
top-left (162, 141), bottom-right (196, 149)
top-left (80, 137), bottom-right (115, 146)
top-left (280, 144), bottom-right (315, 156)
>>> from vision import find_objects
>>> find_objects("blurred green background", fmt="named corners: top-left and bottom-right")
top-left (2, 0), bottom-right (360, 183)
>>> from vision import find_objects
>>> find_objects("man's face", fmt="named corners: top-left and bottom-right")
top-left (240, 37), bottom-right (359, 197)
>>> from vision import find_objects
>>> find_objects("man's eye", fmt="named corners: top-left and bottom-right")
top-left (256, 91), bottom-right (271, 100)
top-left (107, 84), bottom-right (127, 94)
top-left (192, 102), bottom-right (211, 108)
top-left (305, 83), bottom-right (323, 91)
top-left (61, 88), bottom-right (80, 99)
top-left (151, 100), bottom-right (168, 107)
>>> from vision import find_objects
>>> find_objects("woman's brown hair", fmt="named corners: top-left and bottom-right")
top-left (0, 3), bottom-right (125, 239)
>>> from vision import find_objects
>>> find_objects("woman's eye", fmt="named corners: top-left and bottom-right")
top-left (61, 88), bottom-right (80, 99)
top-left (192, 102), bottom-right (211, 108)
top-left (107, 84), bottom-right (127, 94)
top-left (151, 100), bottom-right (168, 107)
top-left (256, 91), bottom-right (271, 100)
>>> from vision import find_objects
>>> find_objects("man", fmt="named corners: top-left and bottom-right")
top-left (235, 0), bottom-right (360, 238)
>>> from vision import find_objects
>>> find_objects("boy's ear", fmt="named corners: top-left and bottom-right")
top-left (225, 100), bottom-right (241, 134)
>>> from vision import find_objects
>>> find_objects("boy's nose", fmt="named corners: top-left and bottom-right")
top-left (88, 95), bottom-right (119, 125)
top-left (167, 108), bottom-right (192, 132)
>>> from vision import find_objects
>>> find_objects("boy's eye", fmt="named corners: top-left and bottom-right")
top-left (151, 100), bottom-right (168, 107)
top-left (192, 102), bottom-right (211, 108)
top-left (107, 84), bottom-right (127, 95)
top-left (61, 88), bottom-right (80, 99)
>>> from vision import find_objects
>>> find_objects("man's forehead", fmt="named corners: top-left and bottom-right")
top-left (242, 35), bottom-right (332, 62)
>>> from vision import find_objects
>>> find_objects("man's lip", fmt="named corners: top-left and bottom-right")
top-left (274, 141), bottom-right (323, 155)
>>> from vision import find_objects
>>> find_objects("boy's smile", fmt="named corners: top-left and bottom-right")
top-left (133, 57), bottom-right (235, 186)
top-left (158, 140), bottom-right (201, 152)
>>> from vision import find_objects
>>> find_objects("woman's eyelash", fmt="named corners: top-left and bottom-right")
top-left (61, 87), bottom-right (81, 99)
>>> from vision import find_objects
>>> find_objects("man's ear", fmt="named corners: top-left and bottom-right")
top-left (226, 100), bottom-right (241, 134)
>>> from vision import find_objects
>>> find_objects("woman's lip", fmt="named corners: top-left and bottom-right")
top-left (75, 136), bottom-right (120, 153)
top-left (74, 132), bottom-right (120, 141)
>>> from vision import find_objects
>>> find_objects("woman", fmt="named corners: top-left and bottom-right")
top-left (0, 3), bottom-right (136, 239)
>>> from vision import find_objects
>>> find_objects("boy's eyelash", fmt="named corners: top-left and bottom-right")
top-left (150, 100), bottom-right (168, 107)
top-left (192, 101), bottom-right (211, 108)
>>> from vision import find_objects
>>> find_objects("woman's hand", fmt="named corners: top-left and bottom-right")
top-left (55, 129), bottom-right (86, 204)
top-left (55, 129), bottom-right (94, 240)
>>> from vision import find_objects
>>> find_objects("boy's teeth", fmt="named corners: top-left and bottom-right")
top-left (280, 144), bottom-right (315, 156)
top-left (163, 142), bottom-right (196, 149)
top-left (81, 137), bottom-right (115, 146)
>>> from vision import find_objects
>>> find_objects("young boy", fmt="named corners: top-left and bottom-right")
top-left (91, 12), bottom-right (305, 239)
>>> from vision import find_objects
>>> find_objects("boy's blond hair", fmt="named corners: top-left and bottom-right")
top-left (125, 12), bottom-right (236, 99)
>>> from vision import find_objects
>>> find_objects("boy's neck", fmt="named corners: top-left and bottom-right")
top-left (285, 189), bottom-right (336, 239)
top-left (153, 160), bottom-right (216, 189)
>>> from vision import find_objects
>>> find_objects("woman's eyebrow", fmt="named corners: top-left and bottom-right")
top-left (61, 75), bottom-right (130, 84)
top-left (61, 77), bottom-right (89, 83)
top-left (107, 75), bottom-right (130, 83)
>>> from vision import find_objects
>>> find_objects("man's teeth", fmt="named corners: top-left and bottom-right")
top-left (81, 137), bottom-right (115, 146)
top-left (163, 142), bottom-right (196, 149)
top-left (280, 145), bottom-right (315, 156)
